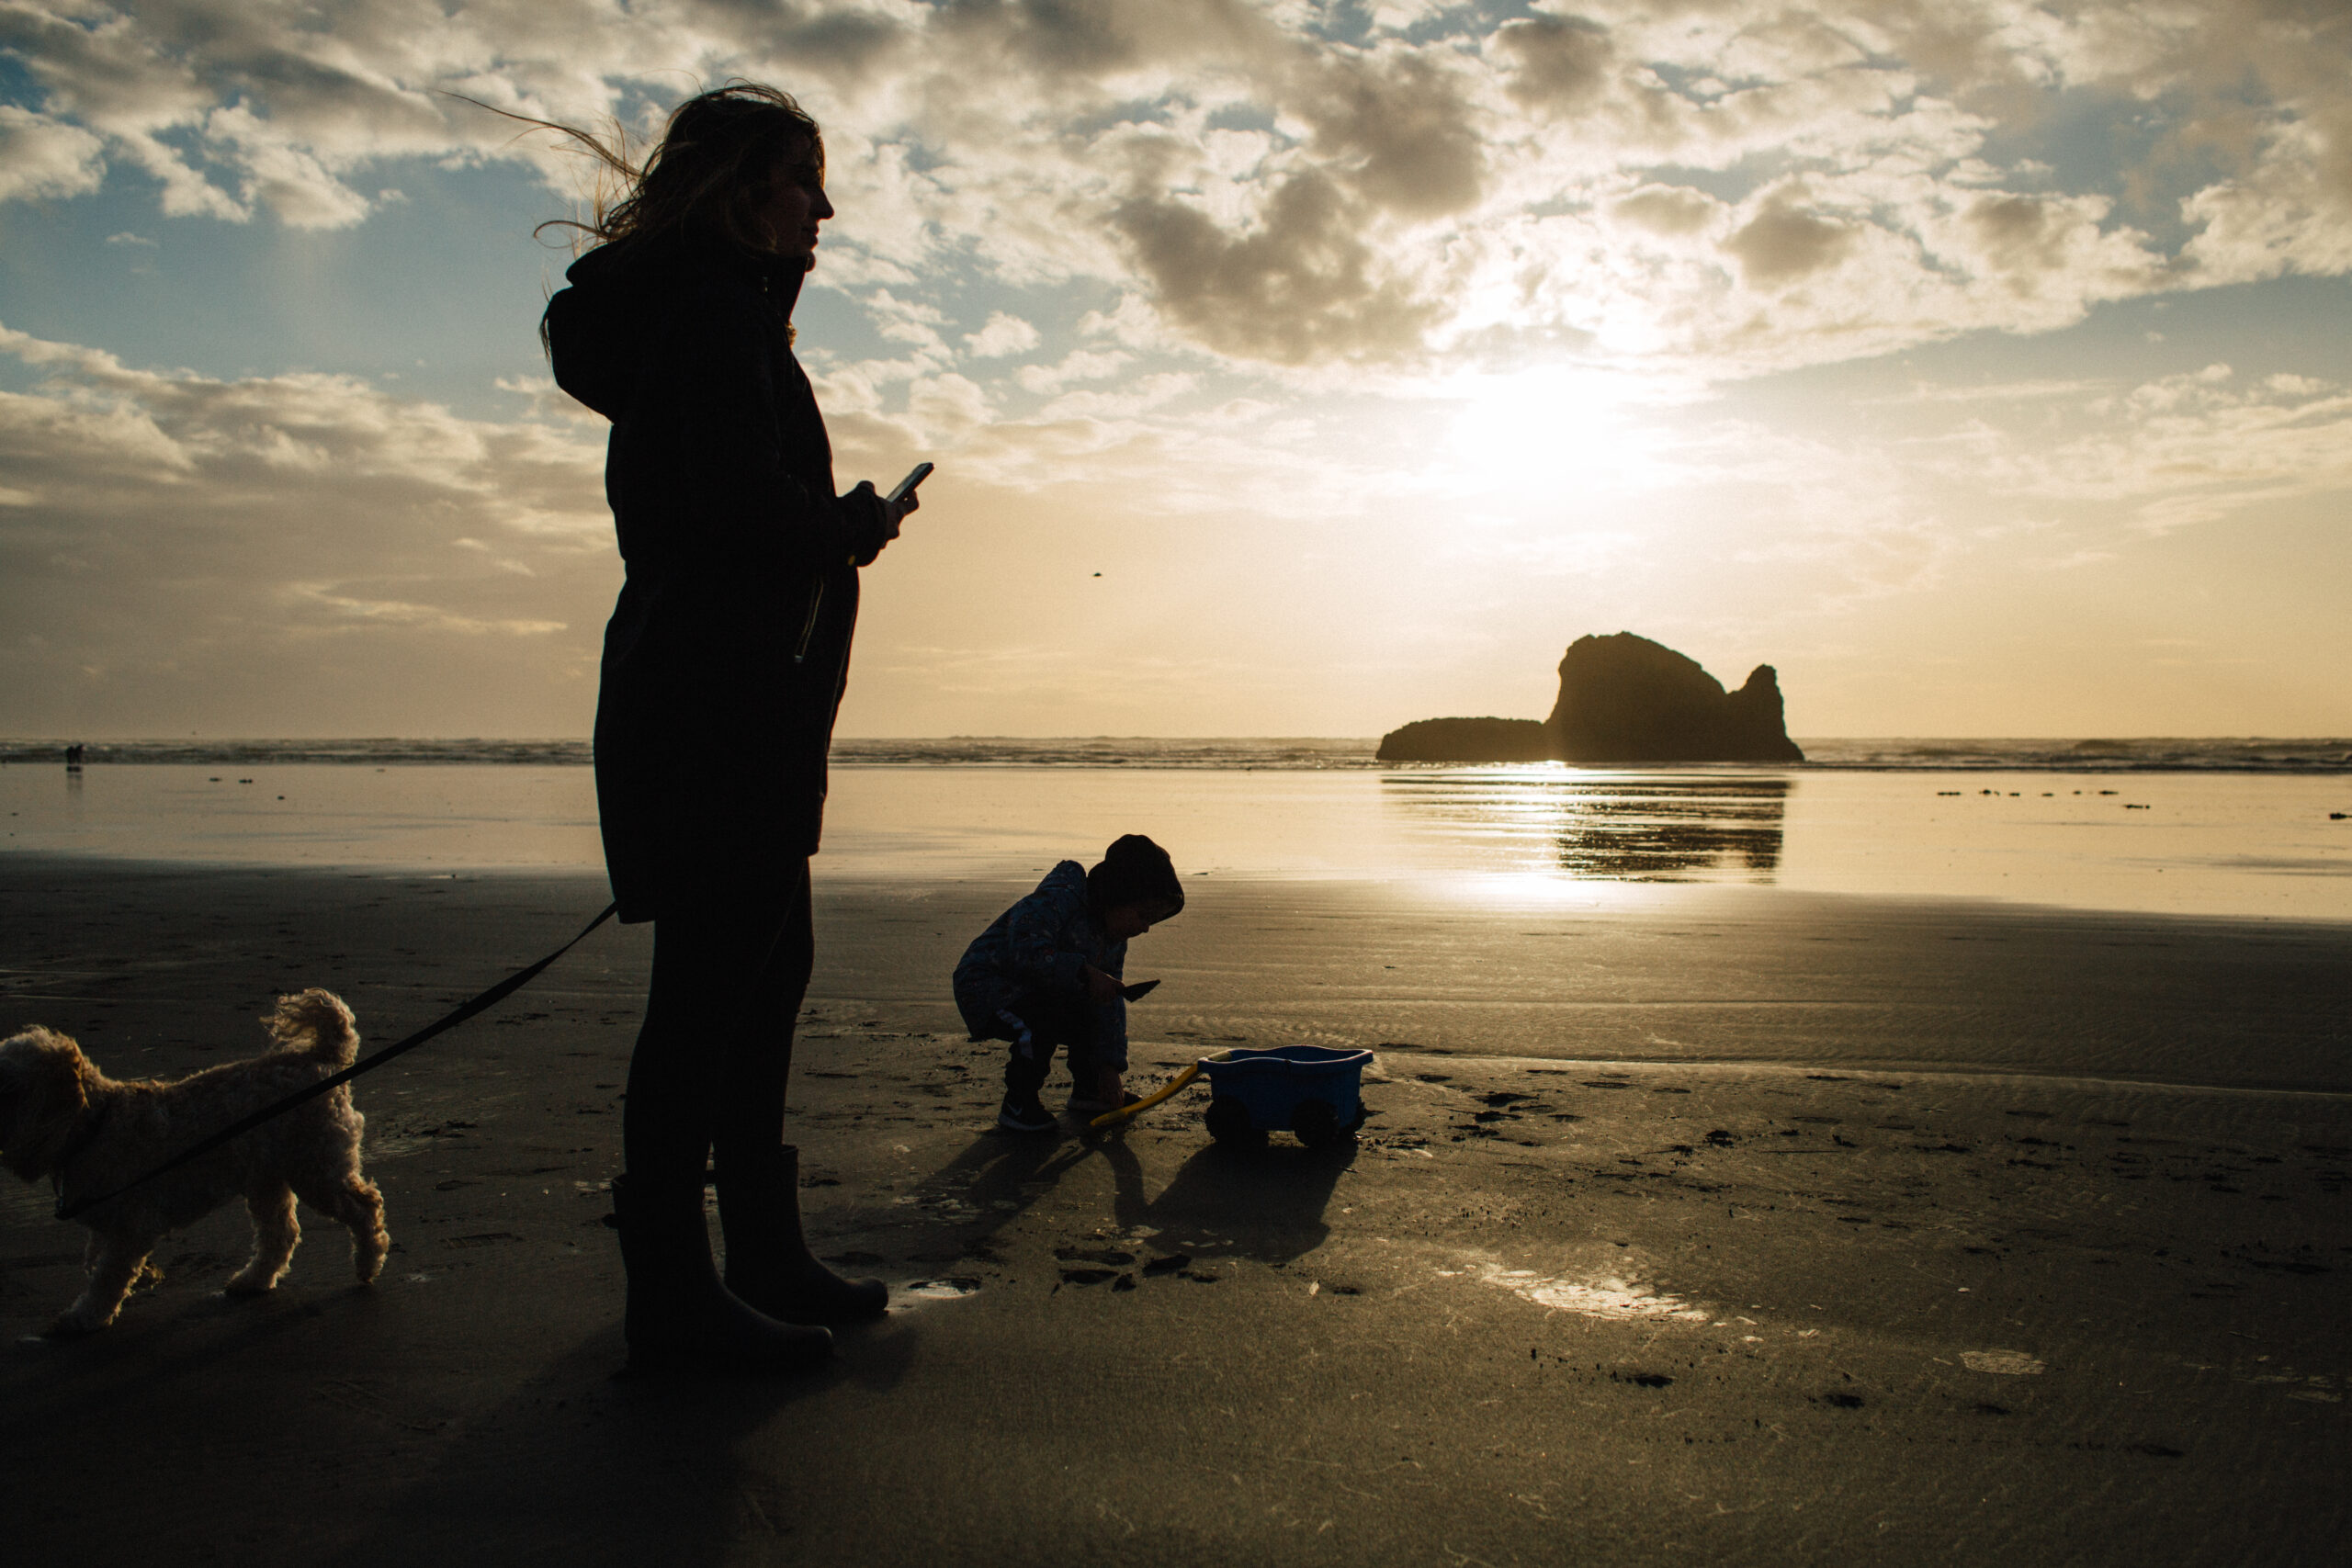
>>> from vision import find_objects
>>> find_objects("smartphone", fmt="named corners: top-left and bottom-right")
top-left (1120, 978), bottom-right (1159, 1002)
top-left (886, 462), bottom-right (934, 505)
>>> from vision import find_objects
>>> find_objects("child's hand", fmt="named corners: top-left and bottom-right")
top-left (1082, 964), bottom-right (1125, 1003)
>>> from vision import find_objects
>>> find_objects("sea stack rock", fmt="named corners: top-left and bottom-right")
top-left (1375, 716), bottom-right (1555, 762)
top-left (1544, 633), bottom-right (1804, 762)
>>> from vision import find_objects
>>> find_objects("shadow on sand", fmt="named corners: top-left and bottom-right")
top-left (887, 1120), bottom-right (1357, 1273)
top-left (318, 1310), bottom-right (921, 1567)
top-left (1100, 1134), bottom-right (1357, 1265)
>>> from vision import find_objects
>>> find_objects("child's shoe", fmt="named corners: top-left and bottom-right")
top-left (997, 1089), bottom-right (1057, 1133)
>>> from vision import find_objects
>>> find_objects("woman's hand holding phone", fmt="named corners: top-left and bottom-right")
top-left (883, 461), bottom-right (932, 536)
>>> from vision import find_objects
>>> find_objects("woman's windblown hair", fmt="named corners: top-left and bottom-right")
top-left (469, 82), bottom-right (823, 259)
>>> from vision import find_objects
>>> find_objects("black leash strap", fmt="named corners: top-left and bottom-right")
top-left (57, 901), bottom-right (620, 1222)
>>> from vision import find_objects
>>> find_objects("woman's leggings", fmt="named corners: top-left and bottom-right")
top-left (621, 862), bottom-right (814, 1184)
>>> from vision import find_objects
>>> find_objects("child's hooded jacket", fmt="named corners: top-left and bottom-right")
top-left (952, 862), bottom-right (1125, 1033)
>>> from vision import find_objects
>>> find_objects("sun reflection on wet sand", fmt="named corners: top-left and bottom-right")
top-left (5, 762), bottom-right (2342, 919)
top-left (1463, 1261), bottom-right (1712, 1323)
top-left (1382, 771), bottom-right (1790, 884)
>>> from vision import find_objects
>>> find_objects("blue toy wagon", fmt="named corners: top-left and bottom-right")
top-left (1199, 1044), bottom-right (1371, 1149)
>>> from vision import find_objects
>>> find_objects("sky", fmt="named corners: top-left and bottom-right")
top-left (0, 0), bottom-right (2346, 741)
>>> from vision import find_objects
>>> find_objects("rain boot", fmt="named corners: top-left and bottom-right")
top-left (716, 1144), bottom-right (889, 1325)
top-left (611, 1171), bottom-right (833, 1372)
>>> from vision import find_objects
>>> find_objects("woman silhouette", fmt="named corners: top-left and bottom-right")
top-left (536, 84), bottom-right (915, 1371)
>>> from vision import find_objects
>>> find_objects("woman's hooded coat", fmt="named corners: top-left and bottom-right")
top-left (545, 232), bottom-right (887, 921)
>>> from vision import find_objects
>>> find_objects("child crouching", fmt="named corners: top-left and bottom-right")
top-left (954, 834), bottom-right (1184, 1133)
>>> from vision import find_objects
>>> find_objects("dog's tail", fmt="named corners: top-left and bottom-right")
top-left (264, 988), bottom-right (360, 1066)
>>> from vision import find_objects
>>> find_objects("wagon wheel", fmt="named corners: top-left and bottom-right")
top-left (1204, 1096), bottom-right (1263, 1147)
top-left (1291, 1098), bottom-right (1356, 1150)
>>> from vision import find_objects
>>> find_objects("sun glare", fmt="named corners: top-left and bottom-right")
top-left (1442, 368), bottom-right (1657, 500)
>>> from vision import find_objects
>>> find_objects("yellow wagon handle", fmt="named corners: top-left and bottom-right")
top-left (1089, 1061), bottom-right (1204, 1130)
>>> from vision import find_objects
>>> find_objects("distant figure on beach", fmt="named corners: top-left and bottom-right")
top-left (532, 84), bottom-right (919, 1373)
top-left (955, 835), bottom-right (1186, 1133)
top-left (64, 743), bottom-right (83, 771)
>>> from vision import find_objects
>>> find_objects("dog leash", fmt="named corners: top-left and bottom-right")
top-left (55, 901), bottom-right (620, 1223)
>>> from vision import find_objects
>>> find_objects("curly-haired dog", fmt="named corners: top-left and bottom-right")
top-left (0, 988), bottom-right (389, 1337)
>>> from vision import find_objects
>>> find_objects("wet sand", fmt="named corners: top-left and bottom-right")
top-left (1, 857), bottom-right (2346, 1564)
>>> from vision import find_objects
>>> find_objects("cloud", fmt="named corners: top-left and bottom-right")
top-left (0, 106), bottom-right (105, 204)
top-left (1111, 171), bottom-right (1439, 364)
top-left (904, 370), bottom-right (992, 434)
top-left (1722, 192), bottom-right (1856, 288)
top-left (1295, 47), bottom-right (1485, 218)
top-left (0, 0), bottom-right (2346, 383)
top-left (0, 322), bottom-right (612, 733)
top-left (0, 0), bottom-right (458, 226)
top-left (2180, 101), bottom-right (2352, 281)
top-left (963, 310), bottom-right (1041, 357)
top-left (861, 288), bottom-right (953, 353)
top-left (1965, 195), bottom-right (2075, 270)
top-left (281, 583), bottom-right (566, 637)
top-left (1492, 14), bottom-right (1613, 116)
top-left (931, 0), bottom-right (1274, 79)
top-left (1611, 185), bottom-right (1719, 237)
top-left (1014, 347), bottom-right (1131, 393)
top-left (1036, 370), bottom-right (1197, 421)
top-left (2009, 364), bottom-right (2352, 531)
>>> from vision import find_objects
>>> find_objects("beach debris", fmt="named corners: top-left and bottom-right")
top-left (1056, 1246), bottom-right (1135, 1267)
top-left (1961, 1349), bottom-right (2046, 1375)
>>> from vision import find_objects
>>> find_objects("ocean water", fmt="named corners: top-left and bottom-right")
top-left (6, 735), bottom-right (2350, 772)
top-left (4, 743), bottom-right (2346, 919)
